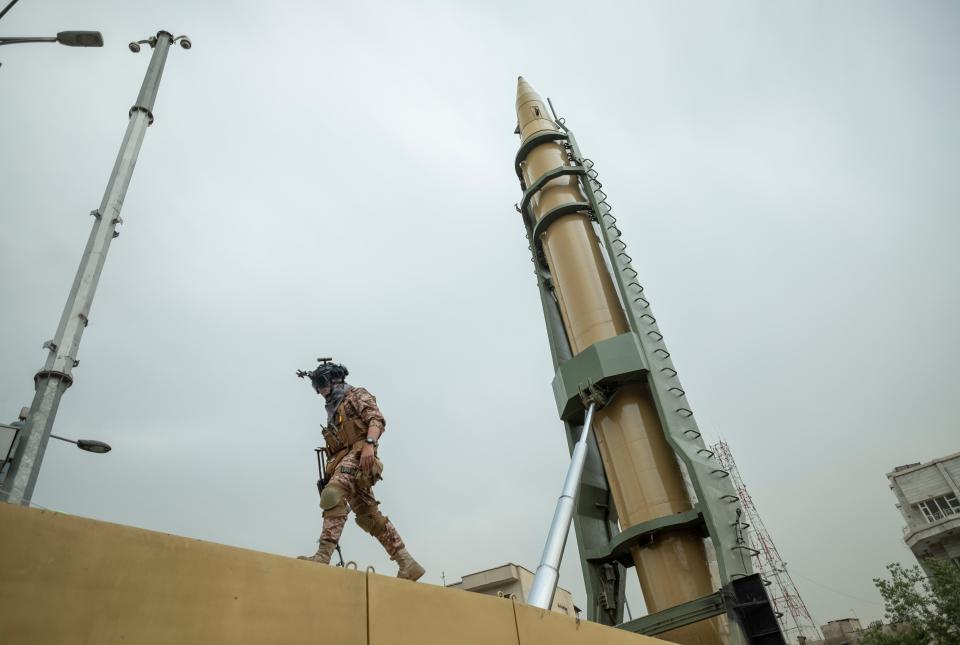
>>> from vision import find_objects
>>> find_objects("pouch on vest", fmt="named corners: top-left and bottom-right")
top-left (322, 426), bottom-right (345, 454)
top-left (323, 398), bottom-right (366, 455)
top-left (356, 458), bottom-right (383, 490)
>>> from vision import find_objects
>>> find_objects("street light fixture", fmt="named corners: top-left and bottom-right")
top-left (0, 31), bottom-right (103, 47)
top-left (0, 419), bottom-right (110, 500)
top-left (0, 0), bottom-right (103, 54)
top-left (49, 434), bottom-right (111, 454)
top-left (56, 30), bottom-right (104, 47)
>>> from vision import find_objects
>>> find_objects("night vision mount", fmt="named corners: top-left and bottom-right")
top-left (296, 357), bottom-right (333, 379)
top-left (296, 358), bottom-right (348, 386)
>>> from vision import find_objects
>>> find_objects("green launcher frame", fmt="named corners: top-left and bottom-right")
top-left (514, 115), bottom-right (784, 645)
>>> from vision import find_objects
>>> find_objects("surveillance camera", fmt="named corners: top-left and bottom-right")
top-left (179, 37), bottom-right (191, 50)
top-left (128, 42), bottom-right (141, 53)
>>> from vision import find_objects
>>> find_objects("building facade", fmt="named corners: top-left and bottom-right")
top-left (887, 451), bottom-right (960, 571)
top-left (446, 563), bottom-right (577, 617)
top-left (801, 618), bottom-right (863, 645)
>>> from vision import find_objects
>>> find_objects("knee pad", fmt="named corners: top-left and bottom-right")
top-left (355, 507), bottom-right (390, 537)
top-left (320, 485), bottom-right (348, 518)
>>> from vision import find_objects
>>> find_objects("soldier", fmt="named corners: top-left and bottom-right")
top-left (297, 358), bottom-right (424, 581)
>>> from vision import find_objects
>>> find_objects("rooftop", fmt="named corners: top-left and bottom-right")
top-left (887, 450), bottom-right (960, 479)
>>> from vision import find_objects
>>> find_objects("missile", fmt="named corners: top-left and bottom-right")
top-left (515, 77), bottom-right (723, 645)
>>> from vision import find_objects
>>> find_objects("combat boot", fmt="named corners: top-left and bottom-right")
top-left (393, 547), bottom-right (425, 581)
top-left (298, 539), bottom-right (337, 565)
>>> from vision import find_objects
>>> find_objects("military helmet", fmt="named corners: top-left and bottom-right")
top-left (297, 357), bottom-right (348, 391)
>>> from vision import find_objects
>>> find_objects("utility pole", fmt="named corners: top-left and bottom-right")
top-left (1, 30), bottom-right (191, 506)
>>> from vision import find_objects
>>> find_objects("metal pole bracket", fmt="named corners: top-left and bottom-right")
top-left (552, 332), bottom-right (648, 420)
top-left (585, 507), bottom-right (708, 567)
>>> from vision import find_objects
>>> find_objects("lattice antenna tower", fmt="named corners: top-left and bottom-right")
top-left (711, 440), bottom-right (822, 644)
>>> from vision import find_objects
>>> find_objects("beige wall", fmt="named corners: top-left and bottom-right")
top-left (0, 504), bottom-right (662, 645)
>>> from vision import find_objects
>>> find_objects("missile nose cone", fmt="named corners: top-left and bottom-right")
top-left (516, 75), bottom-right (539, 107)
top-left (515, 76), bottom-right (556, 140)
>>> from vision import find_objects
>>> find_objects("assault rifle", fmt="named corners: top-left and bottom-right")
top-left (314, 446), bottom-right (346, 567)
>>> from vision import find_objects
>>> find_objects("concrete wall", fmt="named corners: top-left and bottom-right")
top-left (0, 504), bottom-right (661, 645)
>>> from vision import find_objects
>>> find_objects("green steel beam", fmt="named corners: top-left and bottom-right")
top-left (619, 592), bottom-right (726, 637)
top-left (565, 128), bottom-right (753, 591)
top-left (551, 332), bottom-right (647, 420)
top-left (585, 507), bottom-right (706, 567)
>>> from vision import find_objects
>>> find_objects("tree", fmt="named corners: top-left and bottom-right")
top-left (861, 558), bottom-right (960, 645)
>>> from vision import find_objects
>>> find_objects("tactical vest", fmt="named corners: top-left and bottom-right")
top-left (322, 397), bottom-right (366, 459)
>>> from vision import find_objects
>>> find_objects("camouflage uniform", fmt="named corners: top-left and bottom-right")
top-left (319, 449), bottom-right (405, 557)
top-left (302, 386), bottom-right (420, 578)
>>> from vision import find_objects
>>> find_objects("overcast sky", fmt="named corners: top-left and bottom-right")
top-left (2, 0), bottom-right (958, 632)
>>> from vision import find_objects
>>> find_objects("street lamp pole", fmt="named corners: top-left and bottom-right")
top-left (1, 30), bottom-right (190, 506)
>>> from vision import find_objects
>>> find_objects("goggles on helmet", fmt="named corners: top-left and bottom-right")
top-left (296, 358), bottom-right (349, 390)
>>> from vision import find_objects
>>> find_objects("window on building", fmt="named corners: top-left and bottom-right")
top-left (916, 494), bottom-right (959, 523)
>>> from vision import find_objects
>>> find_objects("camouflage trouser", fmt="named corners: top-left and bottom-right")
top-left (320, 450), bottom-right (406, 558)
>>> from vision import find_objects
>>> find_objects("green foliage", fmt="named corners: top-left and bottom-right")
top-left (861, 559), bottom-right (960, 645)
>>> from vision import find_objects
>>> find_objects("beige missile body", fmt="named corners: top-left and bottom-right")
top-left (515, 77), bottom-right (722, 645)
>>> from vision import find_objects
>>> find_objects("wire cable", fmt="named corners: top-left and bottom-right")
top-left (792, 571), bottom-right (883, 606)
top-left (0, 0), bottom-right (22, 23)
